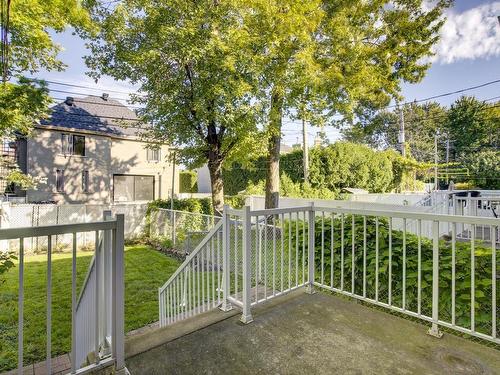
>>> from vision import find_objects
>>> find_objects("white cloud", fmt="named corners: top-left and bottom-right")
top-left (431, 2), bottom-right (500, 64)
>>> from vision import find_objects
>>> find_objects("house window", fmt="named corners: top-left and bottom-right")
top-left (61, 134), bottom-right (85, 156)
top-left (113, 175), bottom-right (154, 202)
top-left (61, 134), bottom-right (71, 155)
top-left (147, 148), bottom-right (160, 162)
top-left (56, 169), bottom-right (64, 192)
top-left (82, 170), bottom-right (89, 193)
top-left (73, 135), bottom-right (85, 156)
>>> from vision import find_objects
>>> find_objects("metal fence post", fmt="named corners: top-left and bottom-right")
top-left (428, 220), bottom-right (443, 338)
top-left (172, 210), bottom-right (177, 247)
top-left (220, 205), bottom-right (232, 312)
top-left (112, 214), bottom-right (128, 373)
top-left (306, 202), bottom-right (316, 294)
top-left (240, 206), bottom-right (253, 323)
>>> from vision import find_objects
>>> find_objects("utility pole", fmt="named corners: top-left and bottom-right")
top-left (302, 118), bottom-right (309, 184)
top-left (170, 151), bottom-right (176, 210)
top-left (445, 138), bottom-right (450, 184)
top-left (398, 106), bottom-right (406, 157)
top-left (434, 133), bottom-right (439, 191)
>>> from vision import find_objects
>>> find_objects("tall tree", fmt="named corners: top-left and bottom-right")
top-left (244, 0), bottom-right (450, 208)
top-left (445, 96), bottom-right (500, 158)
top-left (83, 0), bottom-right (264, 214)
top-left (0, 0), bottom-right (91, 280)
top-left (1, 0), bottom-right (92, 81)
top-left (342, 102), bottom-right (447, 162)
top-left (0, 0), bottom-right (91, 174)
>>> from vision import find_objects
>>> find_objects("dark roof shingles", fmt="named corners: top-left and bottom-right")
top-left (41, 96), bottom-right (140, 137)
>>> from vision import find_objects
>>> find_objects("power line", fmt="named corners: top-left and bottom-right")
top-left (389, 78), bottom-right (500, 108)
top-left (50, 96), bottom-right (144, 110)
top-left (26, 77), bottom-right (145, 97)
top-left (47, 87), bottom-right (133, 101)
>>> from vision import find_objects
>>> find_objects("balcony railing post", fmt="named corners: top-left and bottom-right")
top-left (101, 211), bottom-right (112, 355)
top-left (306, 202), bottom-right (316, 294)
top-left (240, 206), bottom-right (254, 324)
top-left (112, 214), bottom-right (127, 374)
top-left (220, 205), bottom-right (232, 312)
top-left (428, 220), bottom-right (443, 338)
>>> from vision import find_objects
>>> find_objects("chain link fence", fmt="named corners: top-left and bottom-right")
top-left (0, 202), bottom-right (148, 253)
top-left (149, 208), bottom-right (220, 254)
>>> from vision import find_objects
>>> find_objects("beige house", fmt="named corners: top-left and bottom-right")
top-left (17, 94), bottom-right (178, 204)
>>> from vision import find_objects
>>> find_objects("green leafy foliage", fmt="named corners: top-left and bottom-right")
top-left (0, 78), bottom-right (52, 137)
top-left (445, 97), bottom-right (500, 158)
top-left (179, 170), bottom-right (198, 194)
top-left (0, 252), bottom-right (16, 284)
top-left (4, 0), bottom-right (93, 77)
top-left (460, 151), bottom-right (500, 189)
top-left (285, 216), bottom-right (497, 332)
top-left (224, 142), bottom-right (425, 195)
top-left (147, 198), bottom-right (214, 217)
top-left (83, 0), bottom-right (266, 212)
top-left (343, 102), bottom-right (447, 163)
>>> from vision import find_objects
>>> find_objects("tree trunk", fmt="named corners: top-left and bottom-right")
top-left (207, 153), bottom-right (224, 216)
top-left (265, 88), bottom-right (284, 209)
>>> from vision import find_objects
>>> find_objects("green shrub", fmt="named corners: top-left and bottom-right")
top-left (0, 252), bottom-right (17, 284)
top-left (179, 170), bottom-right (198, 193)
top-left (223, 142), bottom-right (426, 195)
top-left (459, 150), bottom-right (500, 189)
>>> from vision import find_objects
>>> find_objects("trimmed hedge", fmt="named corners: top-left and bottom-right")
top-left (223, 142), bottom-right (423, 195)
top-left (179, 170), bottom-right (198, 193)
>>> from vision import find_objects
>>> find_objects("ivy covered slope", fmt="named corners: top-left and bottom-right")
top-left (223, 142), bottom-right (427, 195)
top-left (286, 215), bottom-right (497, 335)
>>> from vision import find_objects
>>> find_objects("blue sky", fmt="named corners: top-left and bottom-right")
top-left (35, 0), bottom-right (500, 146)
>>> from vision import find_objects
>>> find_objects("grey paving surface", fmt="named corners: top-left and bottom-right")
top-left (126, 291), bottom-right (500, 375)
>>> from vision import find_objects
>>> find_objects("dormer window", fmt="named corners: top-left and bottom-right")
top-left (61, 134), bottom-right (85, 156)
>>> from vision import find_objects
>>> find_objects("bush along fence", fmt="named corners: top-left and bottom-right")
top-left (157, 204), bottom-right (499, 345)
top-left (148, 208), bottom-right (220, 255)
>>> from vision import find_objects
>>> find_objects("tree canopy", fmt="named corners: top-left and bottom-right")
top-left (83, 0), bottom-right (266, 213)
top-left (242, 0), bottom-right (451, 207)
top-left (342, 101), bottom-right (447, 162)
top-left (1, 0), bottom-right (92, 80)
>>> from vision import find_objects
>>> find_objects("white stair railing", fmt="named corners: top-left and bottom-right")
top-left (74, 211), bottom-right (116, 370)
top-left (158, 220), bottom-right (224, 327)
top-left (0, 213), bottom-right (126, 375)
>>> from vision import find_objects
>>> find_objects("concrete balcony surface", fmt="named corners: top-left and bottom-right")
top-left (125, 290), bottom-right (500, 375)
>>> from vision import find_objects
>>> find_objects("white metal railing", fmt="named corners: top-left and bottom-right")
top-left (160, 204), bottom-right (499, 345)
top-left (0, 213), bottom-right (126, 375)
top-left (158, 220), bottom-right (224, 326)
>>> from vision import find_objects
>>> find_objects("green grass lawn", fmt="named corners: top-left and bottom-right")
top-left (0, 245), bottom-right (180, 372)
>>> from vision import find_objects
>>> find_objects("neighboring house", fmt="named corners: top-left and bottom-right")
top-left (196, 143), bottom-right (294, 194)
top-left (14, 94), bottom-right (178, 204)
